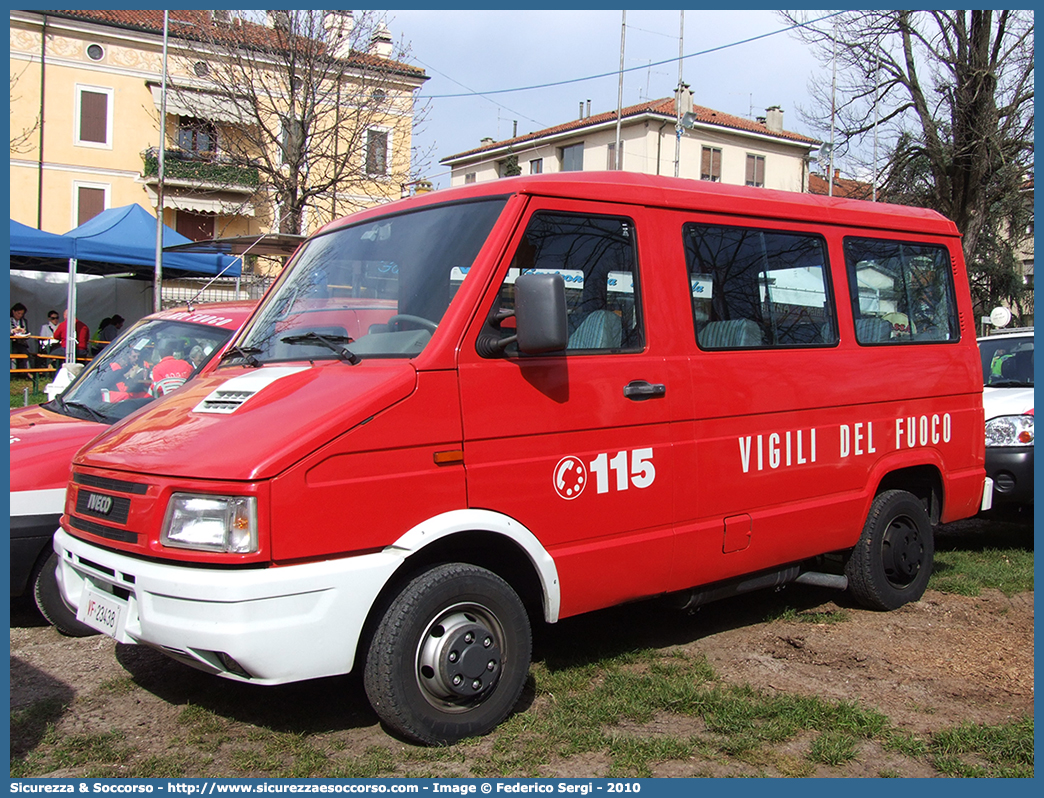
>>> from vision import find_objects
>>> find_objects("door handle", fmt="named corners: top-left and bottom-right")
top-left (623, 380), bottom-right (666, 401)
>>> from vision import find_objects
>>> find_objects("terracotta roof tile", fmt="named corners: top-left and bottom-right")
top-left (808, 172), bottom-right (875, 200)
top-left (45, 9), bottom-right (426, 79)
top-left (443, 97), bottom-right (818, 162)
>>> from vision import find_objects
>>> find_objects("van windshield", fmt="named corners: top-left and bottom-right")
top-left (46, 318), bottom-right (235, 424)
top-left (232, 198), bottom-right (508, 364)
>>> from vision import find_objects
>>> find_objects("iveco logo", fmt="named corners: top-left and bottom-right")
top-left (86, 493), bottom-right (114, 515)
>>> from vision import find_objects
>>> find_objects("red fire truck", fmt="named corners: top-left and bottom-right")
top-left (10, 301), bottom-right (255, 634)
top-left (53, 173), bottom-right (987, 744)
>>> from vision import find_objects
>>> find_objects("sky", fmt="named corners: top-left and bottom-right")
top-left (384, 9), bottom-right (830, 188)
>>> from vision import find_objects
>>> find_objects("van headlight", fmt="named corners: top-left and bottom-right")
top-left (162, 494), bottom-right (258, 553)
top-left (985, 415), bottom-right (1034, 447)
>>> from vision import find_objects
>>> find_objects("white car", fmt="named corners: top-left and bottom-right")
top-left (978, 328), bottom-right (1034, 509)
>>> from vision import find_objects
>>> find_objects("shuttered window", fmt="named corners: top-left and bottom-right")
top-left (176, 212), bottom-right (216, 242)
top-left (701, 147), bottom-right (722, 181)
top-left (79, 89), bottom-right (109, 144)
top-left (77, 186), bottom-right (105, 225)
top-left (366, 129), bottom-right (389, 175)
top-left (745, 154), bottom-right (765, 187)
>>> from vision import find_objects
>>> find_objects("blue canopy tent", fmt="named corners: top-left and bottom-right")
top-left (9, 219), bottom-right (77, 268)
top-left (10, 207), bottom-right (240, 365)
top-left (64, 204), bottom-right (241, 279)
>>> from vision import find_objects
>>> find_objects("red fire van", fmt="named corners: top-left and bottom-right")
top-left (10, 301), bottom-right (255, 634)
top-left (53, 173), bottom-right (987, 744)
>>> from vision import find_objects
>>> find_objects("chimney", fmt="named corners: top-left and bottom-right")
top-left (674, 82), bottom-right (693, 116)
top-left (266, 10), bottom-right (290, 31)
top-left (480, 136), bottom-right (495, 147)
top-left (368, 22), bottom-right (393, 58)
top-left (212, 9), bottom-right (231, 25)
top-left (765, 105), bottom-right (784, 133)
top-left (323, 10), bottom-right (355, 59)
top-left (586, 99), bottom-right (591, 117)
top-left (579, 101), bottom-right (584, 119)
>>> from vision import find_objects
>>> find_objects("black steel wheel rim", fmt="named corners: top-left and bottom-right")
top-left (881, 515), bottom-right (925, 588)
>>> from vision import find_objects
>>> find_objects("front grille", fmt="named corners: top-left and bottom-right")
top-left (75, 490), bottom-right (131, 524)
top-left (68, 515), bottom-right (138, 544)
top-left (73, 472), bottom-right (149, 495)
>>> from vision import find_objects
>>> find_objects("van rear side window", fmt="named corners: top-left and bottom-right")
top-left (844, 237), bottom-right (959, 344)
top-left (684, 223), bottom-right (837, 349)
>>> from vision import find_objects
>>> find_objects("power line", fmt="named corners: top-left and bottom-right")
top-left (417, 11), bottom-right (842, 101)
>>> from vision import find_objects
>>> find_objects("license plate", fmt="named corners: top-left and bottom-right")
top-left (77, 585), bottom-right (127, 639)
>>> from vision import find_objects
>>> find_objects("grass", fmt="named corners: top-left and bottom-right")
top-left (930, 547), bottom-right (1034, 596)
top-left (9, 510), bottom-right (1032, 778)
top-left (11, 645), bottom-right (1033, 779)
top-left (10, 376), bottom-right (48, 408)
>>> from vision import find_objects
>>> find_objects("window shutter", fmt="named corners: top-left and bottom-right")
top-left (77, 186), bottom-right (105, 225)
top-left (80, 90), bottom-right (108, 144)
top-left (366, 130), bottom-right (388, 175)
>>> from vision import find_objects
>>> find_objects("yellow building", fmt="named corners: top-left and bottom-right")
top-left (10, 10), bottom-right (428, 254)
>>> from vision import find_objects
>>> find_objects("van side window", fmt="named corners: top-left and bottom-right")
top-left (843, 238), bottom-right (960, 344)
top-left (684, 223), bottom-right (837, 349)
top-left (490, 212), bottom-right (643, 354)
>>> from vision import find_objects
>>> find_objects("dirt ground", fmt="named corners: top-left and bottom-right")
top-left (9, 514), bottom-right (1034, 777)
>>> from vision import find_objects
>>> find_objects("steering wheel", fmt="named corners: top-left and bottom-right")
top-left (387, 314), bottom-right (438, 333)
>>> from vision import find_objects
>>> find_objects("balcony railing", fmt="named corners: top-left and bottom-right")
top-left (141, 148), bottom-right (260, 190)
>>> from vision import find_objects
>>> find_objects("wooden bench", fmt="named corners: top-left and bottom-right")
top-left (9, 354), bottom-right (58, 392)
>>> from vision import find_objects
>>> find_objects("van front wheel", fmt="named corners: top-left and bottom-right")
top-left (846, 489), bottom-right (934, 611)
top-left (363, 563), bottom-right (532, 745)
top-left (33, 550), bottom-right (98, 637)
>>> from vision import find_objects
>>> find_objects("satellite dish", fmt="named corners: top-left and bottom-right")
top-left (990, 306), bottom-right (1012, 328)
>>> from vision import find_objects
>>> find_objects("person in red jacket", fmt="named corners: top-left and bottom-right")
top-left (52, 309), bottom-right (90, 358)
top-left (149, 339), bottom-right (194, 396)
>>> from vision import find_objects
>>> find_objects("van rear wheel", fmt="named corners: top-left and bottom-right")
top-left (363, 563), bottom-right (532, 745)
top-left (846, 489), bottom-right (934, 611)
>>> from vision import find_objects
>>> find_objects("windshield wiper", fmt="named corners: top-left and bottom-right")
top-left (219, 344), bottom-right (263, 367)
top-left (61, 399), bottom-right (110, 424)
top-left (281, 332), bottom-right (361, 365)
top-left (987, 379), bottom-right (1033, 388)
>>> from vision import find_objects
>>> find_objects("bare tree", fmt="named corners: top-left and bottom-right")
top-left (166, 10), bottom-right (429, 235)
top-left (783, 11), bottom-right (1034, 319)
top-left (10, 66), bottom-right (40, 153)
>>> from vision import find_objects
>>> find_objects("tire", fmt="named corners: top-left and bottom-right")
top-left (33, 549), bottom-right (98, 637)
top-left (363, 563), bottom-right (532, 745)
top-left (845, 489), bottom-right (934, 611)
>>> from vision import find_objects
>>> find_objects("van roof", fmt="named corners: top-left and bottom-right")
top-left (321, 172), bottom-right (960, 239)
top-left (149, 300), bottom-right (256, 330)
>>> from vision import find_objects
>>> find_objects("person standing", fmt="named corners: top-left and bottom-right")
top-left (53, 309), bottom-right (90, 359)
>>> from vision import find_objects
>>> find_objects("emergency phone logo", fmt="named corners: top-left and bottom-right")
top-left (553, 456), bottom-right (587, 500)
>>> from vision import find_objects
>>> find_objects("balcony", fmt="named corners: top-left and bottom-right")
top-left (141, 148), bottom-right (260, 193)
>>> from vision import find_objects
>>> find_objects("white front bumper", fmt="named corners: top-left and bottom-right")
top-left (53, 528), bottom-right (403, 685)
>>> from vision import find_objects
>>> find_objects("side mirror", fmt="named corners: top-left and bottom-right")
top-left (515, 273), bottom-right (567, 354)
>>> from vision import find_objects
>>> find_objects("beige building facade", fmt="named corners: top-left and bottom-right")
top-left (442, 87), bottom-right (819, 192)
top-left (10, 10), bottom-right (427, 248)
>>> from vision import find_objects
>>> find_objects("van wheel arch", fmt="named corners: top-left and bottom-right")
top-left (875, 464), bottom-right (943, 525)
top-left (355, 530), bottom-right (544, 673)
